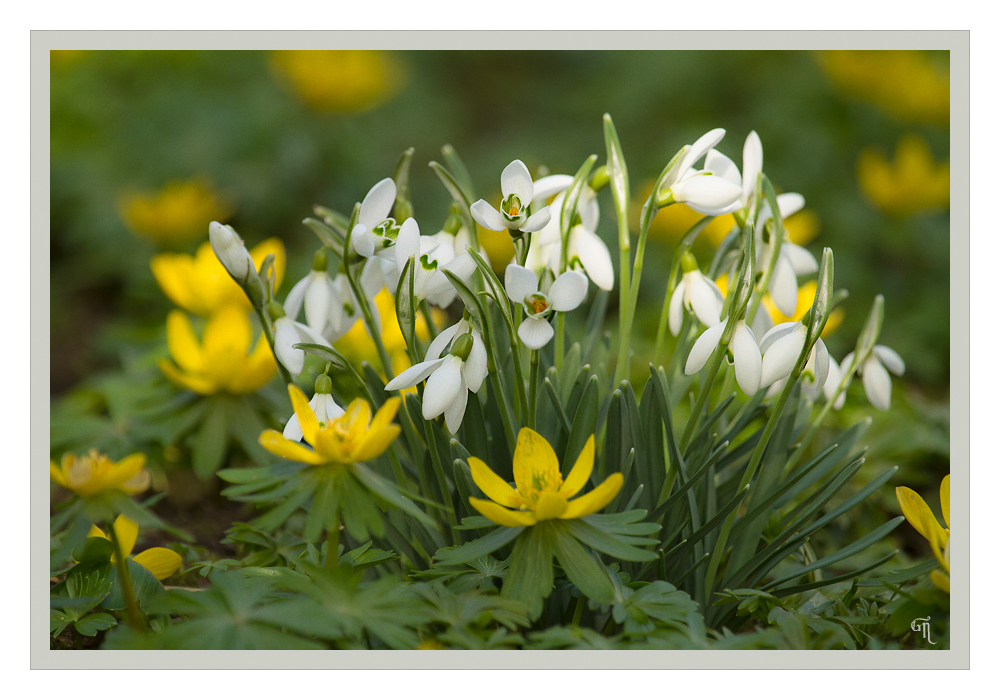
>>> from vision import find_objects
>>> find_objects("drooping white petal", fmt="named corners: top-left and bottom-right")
top-left (422, 356), bottom-right (464, 419)
top-left (750, 306), bottom-right (774, 341)
top-left (283, 275), bottom-right (310, 321)
top-left (784, 243), bottom-right (818, 276)
top-left (670, 175), bottom-right (743, 215)
top-left (324, 277), bottom-right (343, 332)
top-left (501, 159), bottom-right (534, 205)
top-left (874, 345), bottom-right (905, 375)
top-left (758, 321), bottom-right (801, 354)
top-left (741, 131), bottom-right (763, 204)
top-left (685, 321), bottom-right (726, 375)
top-left (394, 217), bottom-right (421, 271)
top-left (811, 338), bottom-right (830, 389)
top-left (359, 178), bottom-right (396, 229)
top-left (823, 356), bottom-right (846, 410)
top-left (769, 254), bottom-right (799, 317)
top-left (766, 377), bottom-right (786, 399)
top-left (578, 188), bottom-right (600, 231)
top-left (470, 200), bottom-right (508, 232)
top-left (518, 317), bottom-right (555, 350)
top-left (464, 330), bottom-right (488, 393)
top-left (283, 414), bottom-right (304, 441)
top-left (385, 357), bottom-right (446, 392)
top-left (760, 324), bottom-right (806, 387)
top-left (443, 374), bottom-right (469, 434)
top-left (548, 270), bottom-right (589, 312)
top-left (505, 263), bottom-right (538, 302)
top-left (862, 355), bottom-right (892, 411)
top-left (668, 285), bottom-right (685, 336)
top-left (679, 128), bottom-right (726, 176)
top-left (776, 192), bottom-right (806, 219)
top-left (521, 207), bottom-right (551, 233)
top-left (304, 272), bottom-right (331, 332)
top-left (359, 260), bottom-right (385, 299)
top-left (705, 149), bottom-right (741, 188)
top-left (731, 321), bottom-right (762, 395)
top-left (840, 352), bottom-right (856, 377)
top-left (315, 393), bottom-right (345, 422)
top-left (352, 225), bottom-right (376, 258)
top-left (274, 317), bottom-right (305, 376)
top-left (426, 322), bottom-right (462, 361)
top-left (571, 226), bottom-right (614, 291)
top-left (687, 273), bottom-right (723, 327)
top-left (531, 174), bottom-right (574, 205)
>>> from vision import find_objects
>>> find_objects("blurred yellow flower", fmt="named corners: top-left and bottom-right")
top-left (87, 515), bottom-right (182, 581)
top-left (479, 224), bottom-right (516, 273)
top-left (761, 280), bottom-right (844, 338)
top-left (151, 238), bottom-right (285, 317)
top-left (119, 179), bottom-right (233, 247)
top-left (896, 475), bottom-right (950, 592)
top-left (159, 307), bottom-right (276, 395)
top-left (51, 450), bottom-right (150, 498)
top-left (857, 135), bottom-right (949, 217)
top-left (820, 50), bottom-right (949, 125)
top-left (783, 209), bottom-right (820, 247)
top-left (259, 385), bottom-right (401, 466)
top-left (270, 50), bottom-right (403, 113)
top-left (647, 200), bottom-right (735, 248)
top-left (469, 429), bottom-right (623, 527)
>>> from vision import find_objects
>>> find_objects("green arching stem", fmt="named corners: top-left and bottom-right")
top-left (555, 313), bottom-right (565, 372)
top-left (614, 198), bottom-right (658, 387)
top-left (617, 202), bottom-right (631, 347)
top-left (107, 522), bottom-right (144, 631)
top-left (528, 349), bottom-right (540, 430)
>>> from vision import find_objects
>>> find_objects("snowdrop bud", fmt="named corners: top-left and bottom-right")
top-left (210, 222), bottom-right (256, 283)
top-left (314, 373), bottom-right (333, 394)
top-left (450, 333), bottom-right (474, 362)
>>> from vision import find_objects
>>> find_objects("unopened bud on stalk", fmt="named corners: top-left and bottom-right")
top-left (314, 373), bottom-right (333, 395)
top-left (210, 221), bottom-right (264, 302)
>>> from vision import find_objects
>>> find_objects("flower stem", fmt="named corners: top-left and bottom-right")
top-left (555, 312), bottom-right (565, 372)
top-left (254, 306), bottom-right (294, 387)
top-left (614, 199), bottom-right (656, 387)
top-left (326, 511), bottom-right (340, 569)
top-left (345, 263), bottom-right (395, 380)
top-left (528, 349), bottom-right (540, 429)
top-left (107, 522), bottom-right (144, 631)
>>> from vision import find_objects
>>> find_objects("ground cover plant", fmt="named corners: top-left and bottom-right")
top-left (49, 51), bottom-right (951, 651)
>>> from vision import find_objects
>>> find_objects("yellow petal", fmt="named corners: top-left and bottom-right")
top-left (159, 358), bottom-right (216, 394)
top-left (88, 524), bottom-right (107, 540)
top-left (352, 425), bottom-right (401, 463)
top-left (561, 473), bottom-right (624, 520)
top-left (559, 435), bottom-right (595, 498)
top-left (251, 238), bottom-right (286, 291)
top-left (288, 384), bottom-right (320, 446)
top-left (370, 397), bottom-right (401, 433)
top-left (132, 547), bottom-right (183, 580)
top-left (151, 254), bottom-right (200, 314)
top-left (165, 310), bottom-right (205, 373)
top-left (201, 306), bottom-right (252, 389)
top-left (895, 486), bottom-right (947, 544)
top-left (228, 335), bottom-right (277, 394)
top-left (534, 491), bottom-right (569, 521)
top-left (50, 461), bottom-right (68, 488)
top-left (468, 497), bottom-right (537, 527)
top-left (930, 568), bottom-right (950, 593)
top-left (112, 515), bottom-right (139, 557)
top-left (114, 454), bottom-right (148, 483)
top-left (259, 429), bottom-right (325, 465)
top-left (940, 474), bottom-right (950, 529)
top-left (513, 427), bottom-right (560, 496)
top-left (469, 457), bottom-right (521, 507)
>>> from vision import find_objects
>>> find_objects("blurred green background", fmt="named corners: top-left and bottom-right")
top-left (49, 49), bottom-right (951, 557)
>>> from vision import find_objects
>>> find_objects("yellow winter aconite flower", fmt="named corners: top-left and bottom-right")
top-left (50, 450), bottom-right (151, 497)
top-left (259, 385), bottom-right (401, 466)
top-left (118, 179), bottom-right (233, 246)
top-left (87, 515), bottom-right (182, 581)
top-left (820, 50), bottom-right (949, 125)
top-left (469, 429), bottom-right (623, 527)
top-left (270, 50), bottom-right (403, 113)
top-left (896, 475), bottom-right (950, 592)
top-left (151, 238), bottom-right (286, 317)
top-left (857, 135), bottom-right (950, 217)
top-left (158, 306), bottom-right (276, 395)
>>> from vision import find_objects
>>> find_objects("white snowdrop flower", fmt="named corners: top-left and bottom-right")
top-left (283, 375), bottom-right (345, 442)
top-left (209, 221), bottom-right (256, 282)
top-left (384, 320), bottom-right (488, 433)
top-left (658, 128), bottom-right (744, 216)
top-left (526, 186), bottom-right (615, 292)
top-left (684, 319), bottom-right (762, 396)
top-left (432, 224), bottom-right (491, 268)
top-left (668, 252), bottom-right (725, 335)
top-left (840, 345), bottom-right (905, 411)
top-left (471, 160), bottom-right (553, 234)
top-left (391, 218), bottom-right (477, 308)
top-left (283, 249), bottom-right (343, 339)
top-left (702, 130), bottom-right (764, 214)
top-left (759, 321), bottom-right (830, 392)
top-left (271, 306), bottom-right (333, 377)
top-left (822, 355), bottom-right (848, 410)
top-left (753, 192), bottom-right (817, 317)
top-left (351, 178), bottom-right (401, 259)
top-left (504, 264), bottom-right (588, 350)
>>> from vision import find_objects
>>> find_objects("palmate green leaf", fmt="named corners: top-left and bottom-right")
top-left (434, 525), bottom-right (523, 567)
top-left (74, 612), bottom-right (117, 637)
top-left (526, 625), bottom-right (620, 650)
top-left (549, 521), bottom-right (615, 605)
top-left (562, 519), bottom-right (658, 562)
top-left (102, 558), bottom-right (165, 613)
top-left (502, 525), bottom-right (554, 620)
top-left (619, 581), bottom-right (700, 636)
top-left (51, 563), bottom-right (114, 617)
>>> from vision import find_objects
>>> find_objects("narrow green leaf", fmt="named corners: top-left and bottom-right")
top-left (550, 523), bottom-right (615, 605)
top-left (192, 397), bottom-right (230, 479)
top-left (563, 519), bottom-right (657, 562)
top-left (434, 525), bottom-right (524, 566)
top-left (352, 462), bottom-right (438, 531)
